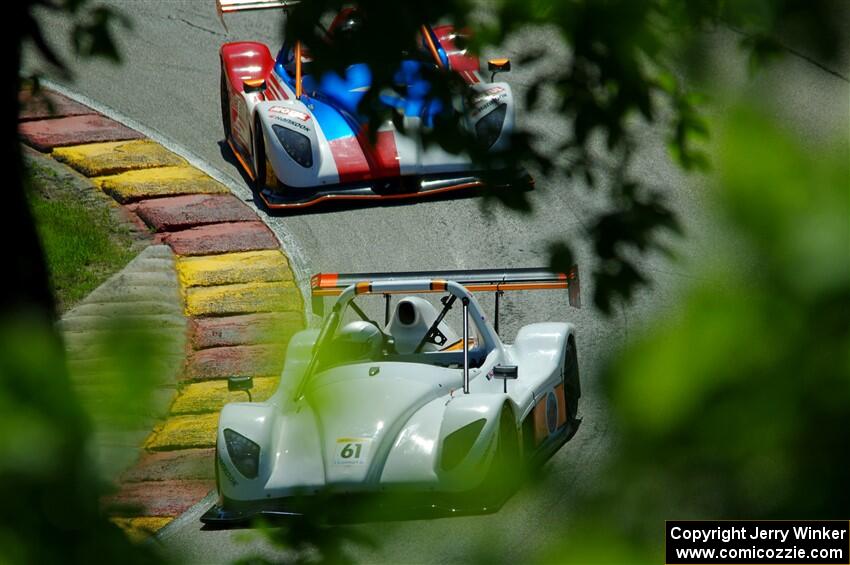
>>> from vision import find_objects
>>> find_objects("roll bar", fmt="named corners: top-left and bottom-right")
top-left (293, 279), bottom-right (495, 401)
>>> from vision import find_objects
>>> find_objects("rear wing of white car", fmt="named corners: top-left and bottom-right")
top-left (310, 266), bottom-right (580, 327)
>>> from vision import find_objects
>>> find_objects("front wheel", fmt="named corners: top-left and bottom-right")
top-left (251, 116), bottom-right (278, 191)
top-left (480, 405), bottom-right (520, 504)
top-left (220, 66), bottom-right (231, 140)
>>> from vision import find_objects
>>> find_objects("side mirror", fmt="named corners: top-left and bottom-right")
top-left (243, 78), bottom-right (266, 93)
top-left (492, 364), bottom-right (518, 393)
top-left (228, 375), bottom-right (254, 401)
top-left (487, 58), bottom-right (511, 82)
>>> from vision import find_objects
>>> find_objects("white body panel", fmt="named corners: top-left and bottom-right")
top-left (215, 301), bottom-right (575, 503)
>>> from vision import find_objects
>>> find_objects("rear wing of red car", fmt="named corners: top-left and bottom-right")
top-left (216, 0), bottom-right (299, 28)
top-left (217, 0), bottom-right (298, 16)
top-left (310, 266), bottom-right (580, 324)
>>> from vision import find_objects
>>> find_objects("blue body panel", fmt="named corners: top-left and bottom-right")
top-left (275, 47), bottom-right (448, 138)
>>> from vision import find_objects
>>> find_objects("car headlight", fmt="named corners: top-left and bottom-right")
top-left (474, 103), bottom-right (507, 149)
top-left (223, 428), bottom-right (260, 479)
top-left (272, 124), bottom-right (313, 168)
top-left (441, 418), bottom-right (486, 471)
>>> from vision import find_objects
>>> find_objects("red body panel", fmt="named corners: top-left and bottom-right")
top-left (328, 137), bottom-right (370, 183)
top-left (327, 130), bottom-right (401, 184)
top-left (355, 129), bottom-right (401, 180)
top-left (220, 41), bottom-right (275, 93)
top-left (432, 25), bottom-right (481, 84)
top-left (220, 42), bottom-right (275, 163)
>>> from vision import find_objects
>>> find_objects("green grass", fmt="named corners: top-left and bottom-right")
top-left (26, 161), bottom-right (136, 313)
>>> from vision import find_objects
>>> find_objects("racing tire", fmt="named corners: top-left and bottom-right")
top-left (252, 115), bottom-right (281, 194)
top-left (220, 66), bottom-right (231, 140)
top-left (563, 336), bottom-right (581, 426)
top-left (252, 115), bottom-right (268, 190)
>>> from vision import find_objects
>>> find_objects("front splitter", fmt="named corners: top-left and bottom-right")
top-left (257, 172), bottom-right (533, 210)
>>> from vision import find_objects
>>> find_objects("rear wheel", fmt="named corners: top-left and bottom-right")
top-left (563, 336), bottom-right (581, 425)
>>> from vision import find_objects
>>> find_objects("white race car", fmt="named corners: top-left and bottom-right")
top-left (217, 0), bottom-right (530, 210)
top-left (202, 268), bottom-right (581, 524)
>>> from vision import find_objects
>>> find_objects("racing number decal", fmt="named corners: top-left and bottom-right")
top-left (334, 438), bottom-right (371, 465)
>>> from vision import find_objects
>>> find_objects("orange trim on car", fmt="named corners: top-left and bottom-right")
top-left (295, 41), bottom-right (303, 99)
top-left (532, 398), bottom-right (548, 446)
top-left (355, 281), bottom-right (371, 294)
top-left (554, 383), bottom-right (567, 428)
top-left (430, 280), bottom-right (447, 291)
top-left (311, 272), bottom-right (339, 290)
top-left (442, 338), bottom-right (476, 352)
top-left (227, 139), bottom-right (255, 181)
top-left (421, 25), bottom-right (444, 68)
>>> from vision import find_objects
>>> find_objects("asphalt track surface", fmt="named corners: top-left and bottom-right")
top-left (26, 2), bottom-right (848, 563)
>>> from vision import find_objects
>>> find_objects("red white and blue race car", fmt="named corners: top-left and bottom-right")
top-left (217, 0), bottom-right (529, 210)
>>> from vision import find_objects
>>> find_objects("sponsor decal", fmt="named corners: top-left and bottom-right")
top-left (268, 106), bottom-right (311, 121)
top-left (473, 86), bottom-right (507, 104)
top-left (272, 117), bottom-right (310, 132)
top-left (471, 97), bottom-right (502, 118)
top-left (334, 437), bottom-right (371, 466)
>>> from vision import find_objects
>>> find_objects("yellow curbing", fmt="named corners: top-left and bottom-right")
top-left (176, 250), bottom-right (293, 288)
top-left (170, 377), bottom-right (278, 415)
top-left (184, 280), bottom-right (302, 317)
top-left (53, 139), bottom-right (186, 176)
top-left (95, 165), bottom-right (229, 203)
top-left (145, 413), bottom-right (220, 451)
top-left (110, 517), bottom-right (174, 543)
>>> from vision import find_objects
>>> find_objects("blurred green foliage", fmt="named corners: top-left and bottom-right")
top-left (527, 110), bottom-right (849, 563)
top-left (0, 319), bottom-right (159, 563)
top-left (3, 1), bottom-right (163, 562)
